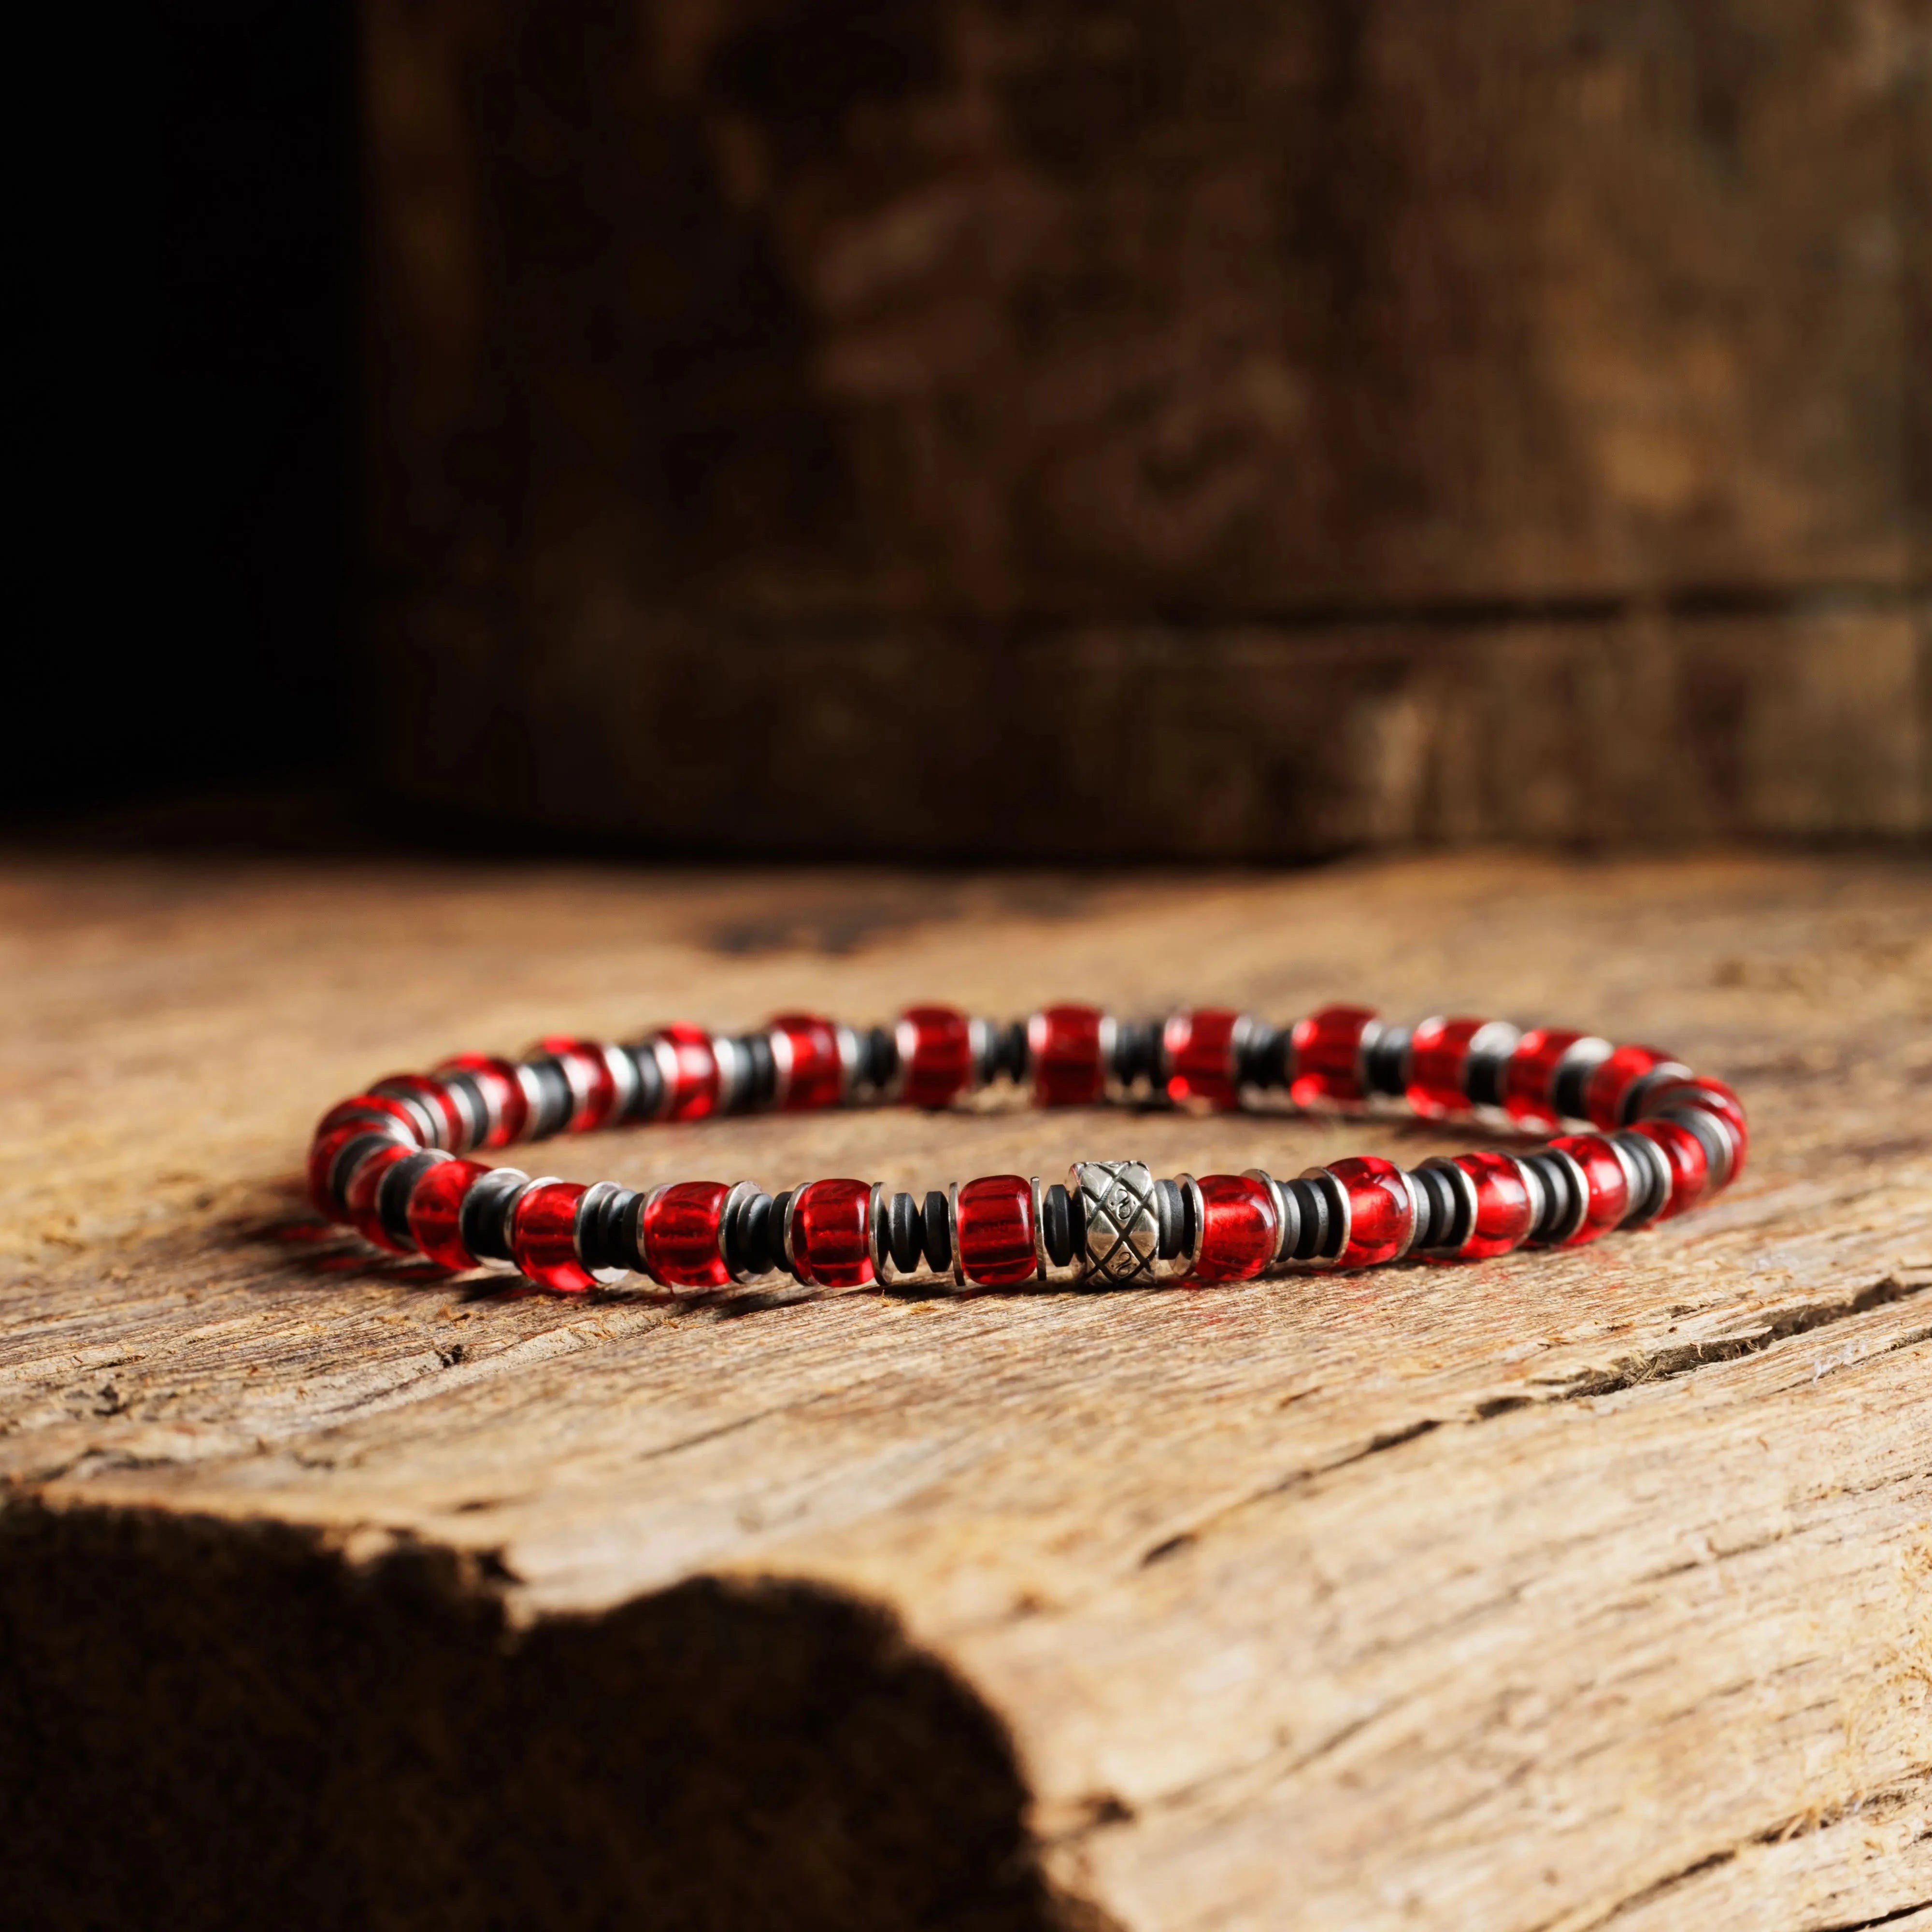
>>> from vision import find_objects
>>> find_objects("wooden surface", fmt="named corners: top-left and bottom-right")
top-left (364, 0), bottom-right (1931, 853)
top-left (2, 848), bottom-right (1929, 1929)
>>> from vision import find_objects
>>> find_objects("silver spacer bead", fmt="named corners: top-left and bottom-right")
top-left (711, 1036), bottom-right (749, 1114)
top-left (1243, 1167), bottom-right (1295, 1273)
top-left (724, 1179), bottom-right (781, 1284)
top-left (1159, 1174), bottom-right (1207, 1281)
top-left (1291, 1167), bottom-right (1351, 1271)
top-left (1539, 1144), bottom-right (1592, 1245)
top-left (946, 1181), bottom-right (966, 1289)
top-left (835, 1024), bottom-right (863, 1103)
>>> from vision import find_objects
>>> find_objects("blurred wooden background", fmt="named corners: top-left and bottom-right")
top-left (365, 0), bottom-right (1930, 858)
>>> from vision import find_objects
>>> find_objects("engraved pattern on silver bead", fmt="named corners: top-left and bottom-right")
top-left (1073, 1160), bottom-right (1159, 1285)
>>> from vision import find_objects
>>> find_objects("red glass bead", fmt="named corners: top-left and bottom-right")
top-left (1163, 1009), bottom-right (1241, 1111)
top-left (787, 1179), bottom-right (875, 1288)
top-left (1030, 1005), bottom-right (1108, 1107)
top-left (640, 1181), bottom-right (732, 1291)
top-left (512, 1180), bottom-right (595, 1292)
top-left (1631, 1119), bottom-right (1710, 1220)
top-left (1546, 1134), bottom-right (1631, 1245)
top-left (1289, 1005), bottom-right (1377, 1109)
top-left (307, 1119), bottom-right (402, 1218)
top-left (344, 1141), bottom-right (421, 1254)
top-left (1583, 1045), bottom-right (1681, 1130)
top-left (533, 1036), bottom-right (622, 1132)
top-left (1436, 1151), bottom-right (1533, 1261)
top-left (770, 1012), bottom-right (846, 1110)
top-left (370, 1072), bottom-right (466, 1147)
top-left (406, 1158), bottom-right (494, 1271)
top-left (1635, 1075), bottom-right (1748, 1181)
top-left (1325, 1154), bottom-right (1415, 1268)
top-left (1502, 1029), bottom-right (1587, 1130)
top-left (1192, 1174), bottom-right (1278, 1282)
top-left (895, 1005), bottom-right (974, 1110)
top-left (1404, 1016), bottom-right (1495, 1120)
top-left (316, 1093), bottom-right (427, 1148)
top-left (651, 1023), bottom-right (720, 1122)
top-left (955, 1175), bottom-right (1037, 1287)
top-left (435, 1053), bottom-right (529, 1148)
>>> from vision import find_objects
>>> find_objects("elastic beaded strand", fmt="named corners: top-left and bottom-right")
top-left (309, 1003), bottom-right (1747, 1294)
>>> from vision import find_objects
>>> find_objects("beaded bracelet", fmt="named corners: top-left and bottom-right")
top-left (308, 1005), bottom-right (1747, 1295)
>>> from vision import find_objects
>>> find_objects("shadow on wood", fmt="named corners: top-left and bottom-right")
top-left (0, 1504), bottom-right (1109, 1932)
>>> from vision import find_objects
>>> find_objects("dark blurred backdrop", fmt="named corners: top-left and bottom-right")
top-left (10, 3), bottom-right (357, 824)
top-left (22, 1), bottom-right (1928, 854)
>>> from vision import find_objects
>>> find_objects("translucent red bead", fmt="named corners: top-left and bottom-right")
top-left (1030, 1005), bottom-right (1107, 1107)
top-left (1547, 1134), bottom-right (1632, 1246)
top-left (344, 1141), bottom-right (420, 1254)
top-left (1631, 1119), bottom-right (1710, 1220)
top-left (1290, 1005), bottom-right (1376, 1108)
top-left (896, 1005), bottom-right (974, 1109)
top-left (955, 1174), bottom-right (1038, 1287)
top-left (651, 1023), bottom-right (719, 1122)
top-left (1502, 1029), bottom-right (1586, 1129)
top-left (1433, 1151), bottom-right (1533, 1261)
top-left (641, 1181), bottom-right (732, 1290)
top-left (406, 1158), bottom-right (493, 1270)
top-left (511, 1181), bottom-right (595, 1293)
top-left (1404, 1017), bottom-right (1493, 1120)
top-left (1326, 1154), bottom-right (1414, 1269)
top-left (1163, 1009), bottom-right (1241, 1110)
top-left (1192, 1174), bottom-right (1278, 1282)
top-left (770, 1013), bottom-right (845, 1110)
top-left (787, 1179), bottom-right (874, 1288)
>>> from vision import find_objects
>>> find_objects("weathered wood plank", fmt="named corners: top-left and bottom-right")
top-left (1, 850), bottom-right (1928, 1928)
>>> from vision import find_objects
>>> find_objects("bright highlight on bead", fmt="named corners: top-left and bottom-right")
top-left (311, 998), bottom-right (1747, 1294)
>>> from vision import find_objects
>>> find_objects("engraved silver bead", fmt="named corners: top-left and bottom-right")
top-left (1072, 1159), bottom-right (1160, 1286)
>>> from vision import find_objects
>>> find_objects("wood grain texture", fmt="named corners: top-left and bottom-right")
top-left (363, 0), bottom-right (1931, 852)
top-left (1, 850), bottom-right (1929, 1929)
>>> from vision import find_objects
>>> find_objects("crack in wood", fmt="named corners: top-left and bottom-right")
top-left (1527, 1779), bottom-right (1932, 1932)
top-left (1136, 1275), bottom-right (1932, 1570)
top-left (1544, 1277), bottom-right (1932, 1401)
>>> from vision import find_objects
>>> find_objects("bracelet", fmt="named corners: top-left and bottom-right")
top-left (308, 1005), bottom-right (1748, 1295)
